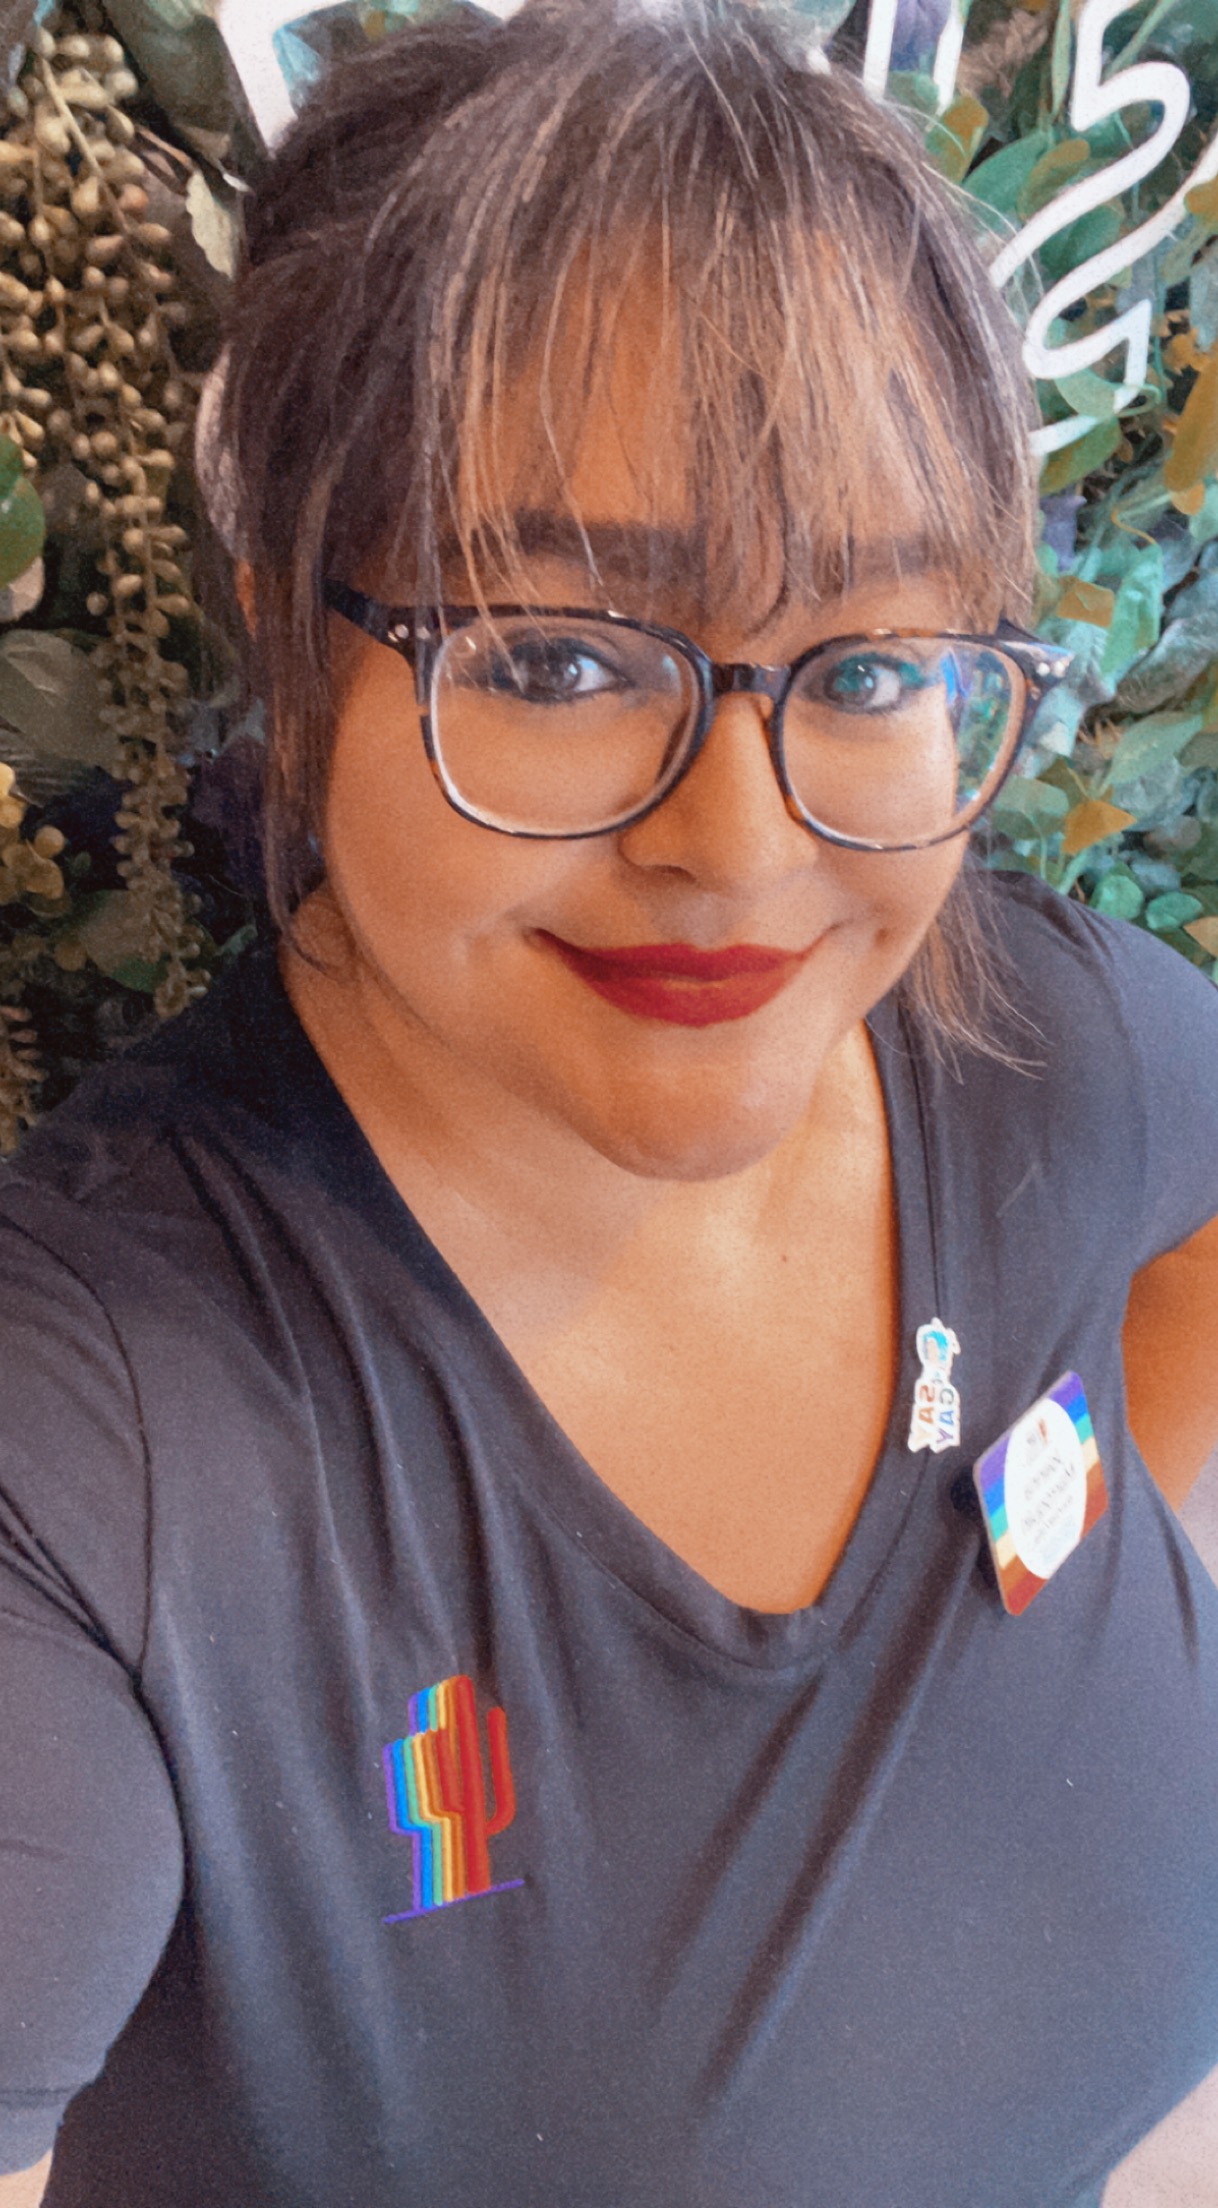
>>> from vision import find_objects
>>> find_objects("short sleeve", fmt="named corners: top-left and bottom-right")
top-left (981, 878), bottom-right (1218, 1274)
top-left (1089, 906), bottom-right (1218, 1267)
top-left (0, 1215), bottom-right (184, 2171)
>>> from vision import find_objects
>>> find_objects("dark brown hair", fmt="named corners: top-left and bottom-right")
top-left (217, 0), bottom-right (1039, 1048)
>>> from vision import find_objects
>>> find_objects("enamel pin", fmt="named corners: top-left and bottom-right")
top-left (907, 1318), bottom-right (962, 1454)
top-left (972, 1372), bottom-right (1109, 1616)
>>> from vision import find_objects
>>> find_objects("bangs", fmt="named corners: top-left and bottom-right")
top-left (351, 31), bottom-right (1035, 629)
top-left (418, 215), bottom-right (1006, 632)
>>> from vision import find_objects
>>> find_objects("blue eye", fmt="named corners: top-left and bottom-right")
top-left (819, 653), bottom-right (936, 713)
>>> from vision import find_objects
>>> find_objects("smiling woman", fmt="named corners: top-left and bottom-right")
top-left (222, 0), bottom-right (1040, 1041)
top-left (3, 5), bottom-right (1218, 2208)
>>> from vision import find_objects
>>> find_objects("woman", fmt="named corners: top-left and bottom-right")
top-left (3, 4), bottom-right (1218, 2203)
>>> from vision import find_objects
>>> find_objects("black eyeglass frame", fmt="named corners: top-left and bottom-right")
top-left (325, 581), bottom-right (1073, 854)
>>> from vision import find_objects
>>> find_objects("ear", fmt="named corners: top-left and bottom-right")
top-left (234, 559), bottom-right (257, 634)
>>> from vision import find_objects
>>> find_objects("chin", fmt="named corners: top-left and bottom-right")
top-left (600, 1130), bottom-right (790, 1182)
top-left (560, 1071), bottom-right (813, 1183)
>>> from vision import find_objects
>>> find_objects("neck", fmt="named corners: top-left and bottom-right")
top-left (281, 890), bottom-right (882, 1339)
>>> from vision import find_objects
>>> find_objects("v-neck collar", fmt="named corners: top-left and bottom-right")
top-left (219, 949), bottom-right (955, 1673)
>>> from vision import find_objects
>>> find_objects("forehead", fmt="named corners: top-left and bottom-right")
top-left (444, 258), bottom-right (966, 624)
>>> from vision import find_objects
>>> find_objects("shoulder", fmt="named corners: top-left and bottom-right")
top-left (942, 870), bottom-right (1218, 1267)
top-left (1, 940), bottom-right (285, 1215)
top-left (0, 944), bottom-right (335, 1663)
top-left (978, 865), bottom-right (1218, 1043)
top-left (0, 943), bottom-right (301, 1499)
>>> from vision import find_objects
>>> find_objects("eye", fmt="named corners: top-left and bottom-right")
top-left (483, 634), bottom-right (625, 705)
top-left (815, 650), bottom-right (936, 714)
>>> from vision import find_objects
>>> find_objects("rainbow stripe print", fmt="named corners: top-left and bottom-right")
top-left (972, 1370), bottom-right (1108, 1618)
top-left (382, 1672), bottom-right (521, 1925)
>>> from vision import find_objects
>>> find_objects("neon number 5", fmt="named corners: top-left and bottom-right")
top-left (987, 0), bottom-right (1218, 451)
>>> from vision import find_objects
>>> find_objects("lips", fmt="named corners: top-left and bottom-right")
top-left (538, 933), bottom-right (814, 1027)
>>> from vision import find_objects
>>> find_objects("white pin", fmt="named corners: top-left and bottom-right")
top-left (907, 1318), bottom-right (961, 1455)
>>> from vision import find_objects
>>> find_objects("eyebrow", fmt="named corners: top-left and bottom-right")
top-left (437, 513), bottom-right (706, 594)
top-left (434, 511), bottom-right (941, 598)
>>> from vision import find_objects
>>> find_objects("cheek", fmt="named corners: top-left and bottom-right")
top-left (854, 843), bottom-right (965, 958)
top-left (321, 659), bottom-right (577, 970)
top-left (324, 653), bottom-right (462, 908)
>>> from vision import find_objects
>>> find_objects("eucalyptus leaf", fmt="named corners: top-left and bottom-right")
top-left (1051, 7), bottom-right (1075, 119)
top-left (1145, 813), bottom-right (1202, 857)
top-left (0, 632), bottom-right (106, 777)
top-left (1019, 135), bottom-right (1091, 220)
top-left (0, 467), bottom-right (45, 592)
top-left (1129, 853), bottom-right (1184, 896)
top-left (787, 0), bottom-right (856, 33)
top-left (1145, 890), bottom-right (1204, 932)
top-left (186, 169), bottom-right (240, 280)
top-left (74, 890), bottom-right (163, 987)
top-left (1040, 203), bottom-right (1124, 286)
top-left (1053, 367), bottom-right (1130, 422)
top-left (1037, 607), bottom-right (1114, 704)
top-left (1028, 688), bottom-right (1090, 754)
top-left (1191, 242), bottom-right (1218, 355)
top-left (1152, 516), bottom-right (1201, 592)
top-left (1107, 709), bottom-right (1204, 790)
top-left (1039, 418), bottom-right (1122, 495)
top-left (990, 775), bottom-right (1070, 833)
top-left (1100, 542), bottom-right (1164, 685)
top-left (1189, 484), bottom-right (1218, 545)
top-left (1169, 568), bottom-right (1218, 631)
top-left (1184, 823), bottom-right (1218, 879)
top-left (1110, 759), bottom-right (1187, 823)
top-left (0, 555), bottom-right (44, 624)
top-left (1142, 0), bottom-right (1218, 62)
top-left (0, 435), bottom-right (21, 501)
top-left (104, 0), bottom-right (234, 138)
top-left (1090, 869), bottom-right (1144, 919)
top-left (1163, 222), bottom-right (1213, 289)
top-left (1183, 733), bottom-right (1218, 772)
top-left (1081, 113), bottom-right (1132, 165)
top-left (966, 129), bottom-right (1052, 217)
top-left (1118, 614), bottom-right (1218, 712)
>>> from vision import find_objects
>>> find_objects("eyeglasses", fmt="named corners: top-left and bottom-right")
top-left (325, 583), bottom-right (1072, 853)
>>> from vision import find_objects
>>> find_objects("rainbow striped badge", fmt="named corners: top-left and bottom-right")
top-left (972, 1372), bottom-right (1108, 1617)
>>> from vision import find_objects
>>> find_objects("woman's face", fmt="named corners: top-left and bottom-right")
top-left (316, 325), bottom-right (970, 1183)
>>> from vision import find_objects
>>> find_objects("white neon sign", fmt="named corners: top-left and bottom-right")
top-left (988, 0), bottom-right (1218, 453)
top-left (862, 0), bottom-right (967, 111)
top-left (216, 0), bottom-right (1217, 458)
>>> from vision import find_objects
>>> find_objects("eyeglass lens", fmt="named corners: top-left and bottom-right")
top-left (430, 615), bottom-right (1026, 844)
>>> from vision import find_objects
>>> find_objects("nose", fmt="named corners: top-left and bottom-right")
top-left (615, 690), bottom-right (811, 891)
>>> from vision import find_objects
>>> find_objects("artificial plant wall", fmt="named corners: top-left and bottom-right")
top-left (0, 0), bottom-right (1216, 1146)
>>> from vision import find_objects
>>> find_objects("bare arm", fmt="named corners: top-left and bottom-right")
top-left (1123, 1211), bottom-right (1218, 1510)
top-left (0, 2155), bottom-right (51, 2208)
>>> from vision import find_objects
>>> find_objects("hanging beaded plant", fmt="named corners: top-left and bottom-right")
top-left (0, 7), bottom-right (208, 1143)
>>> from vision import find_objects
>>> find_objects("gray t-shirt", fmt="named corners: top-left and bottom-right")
top-left (3, 872), bottom-right (1218, 2208)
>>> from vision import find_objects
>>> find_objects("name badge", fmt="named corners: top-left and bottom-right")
top-left (972, 1372), bottom-right (1108, 1616)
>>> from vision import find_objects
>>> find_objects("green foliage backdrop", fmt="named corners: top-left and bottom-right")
top-left (0, 0), bottom-right (1216, 1144)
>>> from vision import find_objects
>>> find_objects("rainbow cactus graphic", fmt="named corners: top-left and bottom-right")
top-left (382, 1673), bottom-right (520, 1924)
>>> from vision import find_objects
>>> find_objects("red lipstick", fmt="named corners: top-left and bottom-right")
top-left (539, 934), bottom-right (813, 1026)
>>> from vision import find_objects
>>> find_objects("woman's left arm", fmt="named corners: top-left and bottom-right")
top-left (1123, 1210), bottom-right (1218, 1510)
